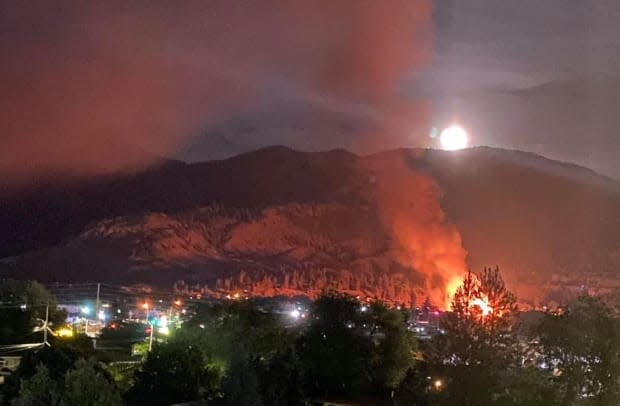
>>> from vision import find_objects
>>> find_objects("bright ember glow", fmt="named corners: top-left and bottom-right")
top-left (471, 298), bottom-right (493, 316)
top-left (440, 125), bottom-right (469, 151)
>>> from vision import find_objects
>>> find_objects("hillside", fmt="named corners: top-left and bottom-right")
top-left (2, 146), bottom-right (620, 306)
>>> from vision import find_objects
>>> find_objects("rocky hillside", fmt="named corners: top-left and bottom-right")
top-left (2, 146), bottom-right (620, 306)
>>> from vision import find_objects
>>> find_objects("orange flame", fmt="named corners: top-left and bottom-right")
top-left (445, 276), bottom-right (463, 310)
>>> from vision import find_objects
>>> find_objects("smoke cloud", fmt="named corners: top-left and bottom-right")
top-left (367, 150), bottom-right (467, 308)
top-left (1, 0), bottom-right (431, 185)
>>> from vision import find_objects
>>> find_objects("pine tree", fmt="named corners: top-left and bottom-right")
top-left (424, 267), bottom-right (519, 406)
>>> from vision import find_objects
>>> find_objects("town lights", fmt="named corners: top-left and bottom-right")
top-left (142, 303), bottom-right (149, 310)
top-left (434, 379), bottom-right (443, 391)
top-left (81, 306), bottom-right (91, 315)
top-left (55, 327), bottom-right (74, 338)
top-left (290, 309), bottom-right (300, 319)
top-left (158, 315), bottom-right (169, 333)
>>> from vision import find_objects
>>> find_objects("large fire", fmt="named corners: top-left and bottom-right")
top-left (369, 153), bottom-right (469, 311)
top-left (444, 276), bottom-right (463, 310)
top-left (470, 297), bottom-right (493, 316)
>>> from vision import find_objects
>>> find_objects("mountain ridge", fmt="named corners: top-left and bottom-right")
top-left (2, 146), bottom-right (620, 306)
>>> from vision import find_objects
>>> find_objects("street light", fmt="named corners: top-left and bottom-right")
top-left (142, 302), bottom-right (150, 322)
top-left (141, 302), bottom-right (155, 351)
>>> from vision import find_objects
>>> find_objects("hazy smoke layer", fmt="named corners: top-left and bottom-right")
top-left (1, 0), bottom-right (431, 184)
top-left (367, 150), bottom-right (467, 308)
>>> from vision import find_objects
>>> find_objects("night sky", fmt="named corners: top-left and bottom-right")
top-left (2, 0), bottom-right (620, 182)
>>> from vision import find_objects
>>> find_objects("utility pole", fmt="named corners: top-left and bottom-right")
top-left (143, 302), bottom-right (154, 352)
top-left (95, 283), bottom-right (101, 321)
top-left (148, 322), bottom-right (154, 352)
top-left (43, 304), bottom-right (49, 346)
top-left (94, 283), bottom-right (101, 349)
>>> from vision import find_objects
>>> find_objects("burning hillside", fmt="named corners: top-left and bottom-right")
top-left (2, 146), bottom-right (620, 307)
top-left (3, 150), bottom-right (468, 307)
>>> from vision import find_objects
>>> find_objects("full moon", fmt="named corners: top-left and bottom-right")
top-left (440, 125), bottom-right (469, 151)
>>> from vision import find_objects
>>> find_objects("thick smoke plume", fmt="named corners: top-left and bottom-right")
top-left (1, 0), bottom-right (431, 185)
top-left (367, 151), bottom-right (467, 308)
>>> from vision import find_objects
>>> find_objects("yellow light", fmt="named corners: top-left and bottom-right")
top-left (174, 300), bottom-right (182, 306)
top-left (142, 303), bottom-right (149, 310)
top-left (440, 125), bottom-right (469, 151)
top-left (434, 379), bottom-right (443, 390)
top-left (56, 327), bottom-right (74, 338)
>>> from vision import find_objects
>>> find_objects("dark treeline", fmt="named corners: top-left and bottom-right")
top-left (1, 268), bottom-right (620, 405)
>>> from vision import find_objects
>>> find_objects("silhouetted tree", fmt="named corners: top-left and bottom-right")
top-left (492, 367), bottom-right (561, 406)
top-left (179, 301), bottom-right (291, 363)
top-left (297, 292), bottom-right (374, 397)
top-left (220, 354), bottom-right (262, 406)
top-left (125, 341), bottom-right (218, 406)
top-left (61, 359), bottom-right (121, 406)
top-left (368, 302), bottom-right (416, 390)
top-left (2, 346), bottom-right (79, 403)
top-left (297, 292), bottom-right (415, 400)
top-left (11, 364), bottom-right (59, 406)
top-left (424, 267), bottom-right (519, 406)
top-left (536, 295), bottom-right (620, 405)
top-left (10, 358), bottom-right (120, 406)
top-left (394, 363), bottom-right (433, 406)
top-left (256, 349), bottom-right (304, 406)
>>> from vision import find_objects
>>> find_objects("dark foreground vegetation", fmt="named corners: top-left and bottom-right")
top-left (1, 268), bottom-right (619, 405)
